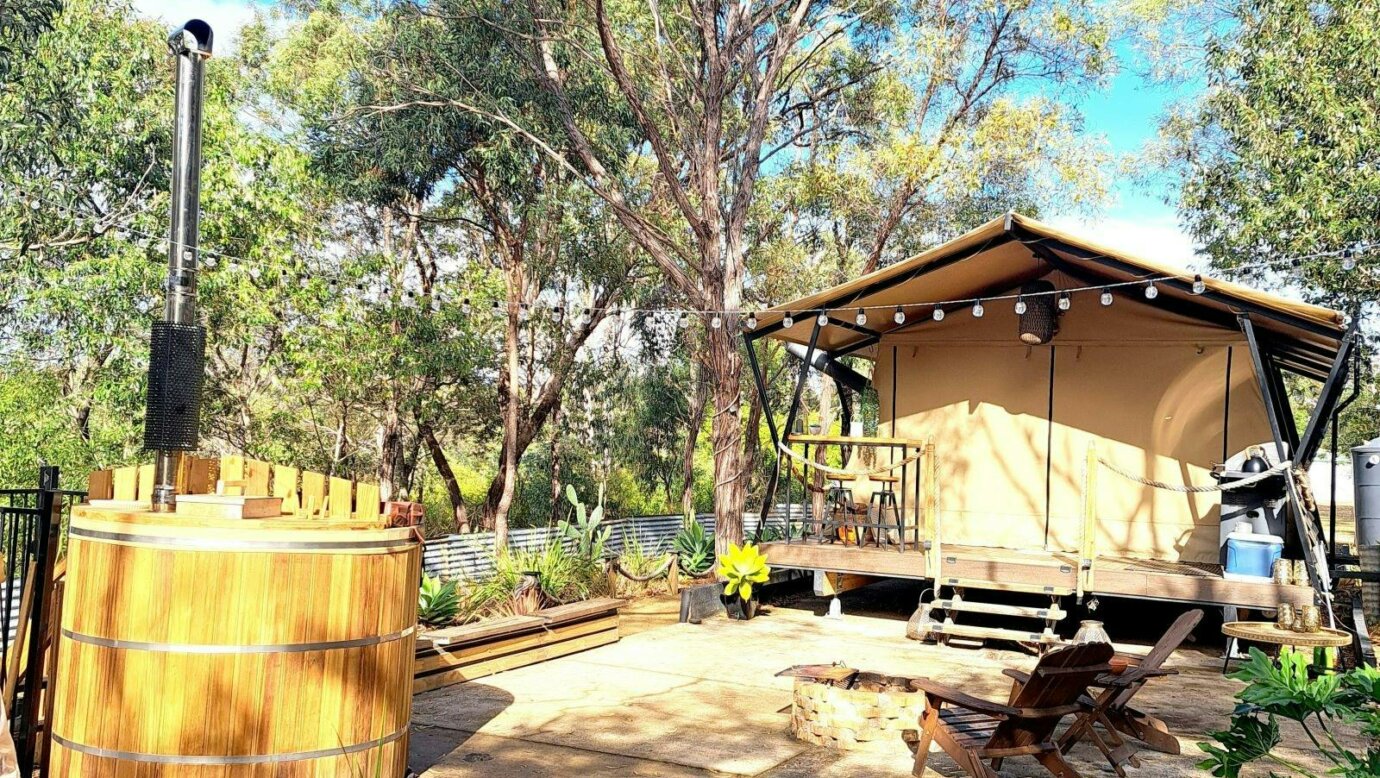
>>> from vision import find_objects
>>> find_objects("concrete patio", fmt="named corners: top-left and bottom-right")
top-left (409, 588), bottom-right (1349, 777)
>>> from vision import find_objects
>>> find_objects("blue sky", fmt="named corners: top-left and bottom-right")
top-left (132, 1), bottom-right (1204, 269)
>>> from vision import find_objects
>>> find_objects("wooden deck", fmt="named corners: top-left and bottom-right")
top-left (759, 541), bottom-right (1313, 609)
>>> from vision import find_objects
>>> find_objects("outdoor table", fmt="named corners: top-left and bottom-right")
top-left (1221, 620), bottom-right (1350, 672)
top-left (782, 434), bottom-right (925, 551)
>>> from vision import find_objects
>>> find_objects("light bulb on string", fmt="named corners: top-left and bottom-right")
top-left (1192, 274), bottom-right (1206, 295)
top-left (679, 311), bottom-right (690, 329)
top-left (932, 307), bottom-right (945, 322)
top-left (1015, 297), bottom-right (1027, 315)
top-left (1144, 281), bottom-right (1159, 300)
top-left (1057, 292), bottom-right (1071, 311)
top-left (783, 312), bottom-right (795, 329)
top-left (816, 311), bottom-right (829, 327)
top-left (1343, 250), bottom-right (1357, 271)
top-left (893, 306), bottom-right (906, 325)
top-left (462, 298), bottom-right (471, 314)
top-left (855, 308), bottom-right (867, 326)
top-left (972, 300), bottom-right (984, 318)
top-left (745, 312), bottom-right (758, 330)
top-left (1100, 289), bottom-right (1113, 306)
top-left (711, 314), bottom-right (722, 329)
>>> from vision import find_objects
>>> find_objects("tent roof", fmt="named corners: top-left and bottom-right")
top-left (753, 212), bottom-right (1347, 378)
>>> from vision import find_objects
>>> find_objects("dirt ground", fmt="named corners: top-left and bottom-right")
top-left (410, 582), bottom-right (1358, 777)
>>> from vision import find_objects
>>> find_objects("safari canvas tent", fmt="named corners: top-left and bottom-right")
top-left (747, 213), bottom-right (1356, 614)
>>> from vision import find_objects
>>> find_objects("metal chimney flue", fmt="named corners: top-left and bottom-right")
top-left (144, 20), bottom-right (213, 512)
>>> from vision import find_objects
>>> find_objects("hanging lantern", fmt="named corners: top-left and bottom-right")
top-left (1017, 280), bottom-right (1058, 345)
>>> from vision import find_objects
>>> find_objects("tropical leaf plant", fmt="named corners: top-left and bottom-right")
top-left (673, 517), bottom-right (715, 576)
top-left (417, 574), bottom-right (462, 625)
top-left (1197, 647), bottom-right (1380, 778)
top-left (717, 542), bottom-right (770, 602)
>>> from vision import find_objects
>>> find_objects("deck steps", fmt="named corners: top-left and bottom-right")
top-left (914, 587), bottom-right (1069, 649)
top-left (938, 577), bottom-right (1075, 597)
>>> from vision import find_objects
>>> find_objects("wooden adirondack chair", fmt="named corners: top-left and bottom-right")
top-left (1004, 609), bottom-right (1204, 776)
top-left (908, 642), bottom-right (1114, 778)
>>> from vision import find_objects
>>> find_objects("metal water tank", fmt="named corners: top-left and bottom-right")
top-left (1353, 437), bottom-right (1380, 546)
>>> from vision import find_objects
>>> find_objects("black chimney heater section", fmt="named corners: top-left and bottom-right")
top-left (144, 20), bottom-right (212, 512)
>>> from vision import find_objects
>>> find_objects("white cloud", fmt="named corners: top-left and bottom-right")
top-left (130, 0), bottom-right (260, 51)
top-left (1044, 213), bottom-right (1203, 272)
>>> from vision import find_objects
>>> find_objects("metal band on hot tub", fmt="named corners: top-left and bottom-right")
top-left (51, 728), bottom-right (407, 765)
top-left (69, 524), bottom-right (416, 551)
top-left (60, 624), bottom-right (416, 654)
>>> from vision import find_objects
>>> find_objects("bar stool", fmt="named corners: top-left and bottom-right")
top-left (825, 474), bottom-right (857, 543)
top-left (868, 475), bottom-right (901, 547)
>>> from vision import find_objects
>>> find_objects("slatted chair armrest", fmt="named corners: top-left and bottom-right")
top-left (908, 678), bottom-right (1014, 718)
top-left (1114, 652), bottom-right (1146, 666)
top-left (1015, 702), bottom-right (1086, 719)
top-left (1096, 666), bottom-right (1178, 687)
top-left (1002, 669), bottom-right (1031, 684)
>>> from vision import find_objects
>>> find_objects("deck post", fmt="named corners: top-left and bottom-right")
top-left (923, 439), bottom-right (939, 575)
top-left (1080, 442), bottom-right (1098, 598)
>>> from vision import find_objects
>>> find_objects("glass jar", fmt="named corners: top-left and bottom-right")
top-left (1073, 620), bottom-right (1111, 644)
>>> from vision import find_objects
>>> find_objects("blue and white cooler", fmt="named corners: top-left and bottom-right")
top-left (1222, 523), bottom-right (1284, 582)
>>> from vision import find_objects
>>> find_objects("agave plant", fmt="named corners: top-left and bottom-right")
top-left (673, 517), bottom-right (715, 576)
top-left (417, 574), bottom-right (462, 625)
top-left (718, 542), bottom-right (770, 602)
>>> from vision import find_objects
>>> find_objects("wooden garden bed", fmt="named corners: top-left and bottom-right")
top-left (413, 597), bottom-right (625, 694)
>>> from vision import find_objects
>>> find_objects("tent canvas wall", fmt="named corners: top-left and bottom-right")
top-left (872, 276), bottom-right (1274, 564)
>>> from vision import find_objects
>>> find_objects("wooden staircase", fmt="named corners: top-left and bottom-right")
top-left (913, 586), bottom-right (1068, 648)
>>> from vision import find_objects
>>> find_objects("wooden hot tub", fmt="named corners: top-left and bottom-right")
top-left (48, 504), bottom-right (420, 776)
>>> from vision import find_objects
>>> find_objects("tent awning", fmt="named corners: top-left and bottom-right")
top-left (751, 213), bottom-right (1347, 377)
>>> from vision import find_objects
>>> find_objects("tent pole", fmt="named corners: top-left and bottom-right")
top-left (744, 333), bottom-right (783, 530)
top-left (782, 321), bottom-right (822, 448)
top-left (1296, 324), bottom-right (1358, 467)
top-left (1238, 315), bottom-right (1289, 462)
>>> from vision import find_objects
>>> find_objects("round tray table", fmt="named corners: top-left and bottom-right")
top-left (1222, 621), bottom-right (1350, 672)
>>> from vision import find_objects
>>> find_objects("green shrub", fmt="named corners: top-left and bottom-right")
top-left (417, 574), bottom-right (462, 625)
top-left (465, 542), bottom-right (604, 620)
top-left (1198, 647), bottom-right (1380, 777)
top-left (673, 516), bottom-right (714, 576)
top-left (559, 483), bottom-right (611, 562)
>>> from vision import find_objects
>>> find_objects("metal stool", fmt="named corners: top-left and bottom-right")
top-left (824, 474), bottom-right (857, 543)
top-left (868, 475), bottom-right (902, 548)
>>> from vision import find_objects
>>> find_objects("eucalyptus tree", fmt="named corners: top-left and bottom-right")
top-left (1171, 0), bottom-right (1379, 317)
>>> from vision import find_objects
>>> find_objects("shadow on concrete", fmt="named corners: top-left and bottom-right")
top-left (409, 683), bottom-right (513, 772)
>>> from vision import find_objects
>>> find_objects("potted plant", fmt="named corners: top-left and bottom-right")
top-left (718, 542), bottom-right (771, 620)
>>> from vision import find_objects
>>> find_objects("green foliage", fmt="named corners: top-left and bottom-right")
top-left (1176, 0), bottom-right (1379, 314)
top-left (1197, 648), bottom-right (1380, 778)
top-left (673, 517), bottom-right (715, 577)
top-left (559, 483), bottom-right (611, 561)
top-left (465, 542), bottom-right (602, 619)
top-left (417, 574), bottom-right (462, 625)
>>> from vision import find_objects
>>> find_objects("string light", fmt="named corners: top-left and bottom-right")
top-left (1101, 290), bottom-right (1114, 306)
top-left (1343, 250), bottom-right (1356, 271)
top-left (893, 306), bottom-right (905, 325)
top-left (972, 300), bottom-right (984, 318)
top-left (1144, 281), bottom-right (1159, 300)
top-left (816, 311), bottom-right (829, 327)
top-left (782, 312), bottom-right (794, 329)
top-left (855, 308), bottom-right (867, 326)
top-left (932, 308), bottom-right (945, 322)
top-left (1057, 292), bottom-right (1071, 311)
top-left (679, 311), bottom-right (690, 329)
top-left (1192, 274), bottom-right (1206, 295)
top-left (462, 298), bottom-right (471, 314)
top-left (1015, 297), bottom-right (1027, 315)
top-left (745, 312), bottom-right (758, 330)
top-left (710, 314), bottom-right (722, 329)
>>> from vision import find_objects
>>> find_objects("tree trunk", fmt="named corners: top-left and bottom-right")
top-left (421, 423), bottom-right (469, 533)
top-left (680, 361), bottom-right (708, 517)
top-left (705, 323), bottom-right (746, 555)
top-left (492, 291), bottom-right (522, 552)
top-left (549, 401), bottom-right (563, 523)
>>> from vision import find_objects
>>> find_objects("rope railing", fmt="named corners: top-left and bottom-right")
top-left (777, 442), bottom-right (925, 479)
top-left (1096, 457), bottom-right (1291, 493)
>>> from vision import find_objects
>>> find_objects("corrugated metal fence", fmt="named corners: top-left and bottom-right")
top-left (422, 503), bottom-right (804, 580)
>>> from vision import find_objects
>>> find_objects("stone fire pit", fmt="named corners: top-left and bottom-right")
top-left (787, 668), bottom-right (926, 752)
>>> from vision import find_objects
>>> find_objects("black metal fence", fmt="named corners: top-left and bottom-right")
top-left (0, 467), bottom-right (82, 774)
